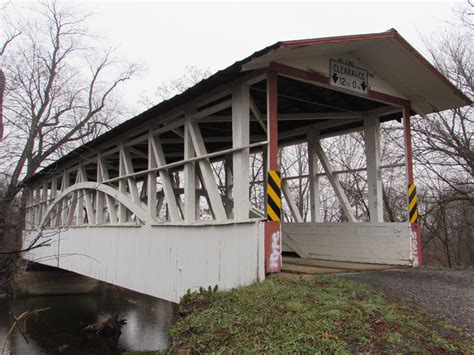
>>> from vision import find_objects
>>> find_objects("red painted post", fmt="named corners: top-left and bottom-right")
top-left (265, 70), bottom-right (282, 273)
top-left (403, 104), bottom-right (422, 268)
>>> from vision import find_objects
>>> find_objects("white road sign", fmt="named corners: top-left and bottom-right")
top-left (329, 59), bottom-right (369, 95)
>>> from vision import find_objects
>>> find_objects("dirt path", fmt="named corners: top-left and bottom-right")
top-left (340, 268), bottom-right (474, 332)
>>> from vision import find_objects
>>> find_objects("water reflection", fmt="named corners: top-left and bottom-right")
top-left (0, 288), bottom-right (176, 354)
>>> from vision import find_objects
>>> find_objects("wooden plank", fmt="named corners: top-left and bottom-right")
top-left (283, 222), bottom-right (410, 237)
top-left (283, 256), bottom-right (396, 270)
top-left (281, 222), bottom-right (412, 265)
top-left (282, 263), bottom-right (343, 274)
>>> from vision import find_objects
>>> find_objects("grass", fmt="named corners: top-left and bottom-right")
top-left (162, 275), bottom-right (473, 353)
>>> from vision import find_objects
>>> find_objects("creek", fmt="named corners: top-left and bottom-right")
top-left (0, 286), bottom-right (176, 354)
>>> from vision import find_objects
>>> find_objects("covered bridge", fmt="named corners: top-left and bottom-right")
top-left (22, 30), bottom-right (469, 303)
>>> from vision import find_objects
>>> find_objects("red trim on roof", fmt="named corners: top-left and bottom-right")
top-left (279, 30), bottom-right (397, 48)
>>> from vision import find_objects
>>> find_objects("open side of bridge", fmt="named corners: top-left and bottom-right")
top-left (22, 30), bottom-right (470, 303)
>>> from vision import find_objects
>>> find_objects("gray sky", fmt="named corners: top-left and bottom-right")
top-left (18, 1), bottom-right (466, 111)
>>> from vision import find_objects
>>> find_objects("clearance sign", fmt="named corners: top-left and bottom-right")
top-left (330, 59), bottom-right (369, 95)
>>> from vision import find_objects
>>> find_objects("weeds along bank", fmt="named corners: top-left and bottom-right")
top-left (166, 276), bottom-right (473, 353)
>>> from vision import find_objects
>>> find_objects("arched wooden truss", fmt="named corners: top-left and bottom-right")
top-left (39, 182), bottom-right (155, 228)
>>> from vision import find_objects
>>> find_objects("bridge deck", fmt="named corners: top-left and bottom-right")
top-left (282, 256), bottom-right (398, 275)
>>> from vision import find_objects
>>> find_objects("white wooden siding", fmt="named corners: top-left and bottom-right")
top-left (282, 222), bottom-right (413, 265)
top-left (23, 222), bottom-right (265, 303)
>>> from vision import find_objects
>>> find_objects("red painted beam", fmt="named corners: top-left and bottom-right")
top-left (265, 70), bottom-right (282, 274)
top-left (403, 104), bottom-right (423, 268)
top-left (268, 62), bottom-right (410, 108)
top-left (267, 70), bottom-right (279, 171)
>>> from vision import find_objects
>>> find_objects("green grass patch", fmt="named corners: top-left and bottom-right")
top-left (164, 275), bottom-right (473, 353)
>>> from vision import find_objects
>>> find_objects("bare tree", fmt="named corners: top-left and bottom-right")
top-left (0, 0), bottom-right (141, 289)
top-left (0, 1), bottom-right (141, 204)
top-left (414, 1), bottom-right (473, 266)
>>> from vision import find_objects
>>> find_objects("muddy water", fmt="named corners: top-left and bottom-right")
top-left (0, 288), bottom-right (177, 354)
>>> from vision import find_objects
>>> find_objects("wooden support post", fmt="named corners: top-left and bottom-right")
top-left (195, 174), bottom-right (201, 220)
top-left (184, 114), bottom-right (196, 223)
top-left (41, 183), bottom-right (48, 227)
top-left (187, 119), bottom-right (227, 221)
top-left (315, 141), bottom-right (357, 222)
top-left (25, 189), bottom-right (34, 230)
top-left (78, 165), bottom-right (95, 224)
top-left (308, 129), bottom-right (321, 222)
top-left (147, 132), bottom-right (158, 222)
top-left (224, 154), bottom-right (233, 218)
top-left (50, 176), bottom-right (58, 227)
top-left (96, 156), bottom-right (106, 224)
top-left (98, 157), bottom-right (117, 224)
top-left (364, 114), bottom-right (384, 222)
top-left (232, 84), bottom-right (250, 221)
top-left (74, 167), bottom-right (84, 225)
top-left (60, 172), bottom-right (70, 226)
top-left (403, 105), bottom-right (422, 268)
top-left (118, 145), bottom-right (127, 223)
top-left (265, 70), bottom-right (282, 273)
top-left (34, 187), bottom-right (41, 228)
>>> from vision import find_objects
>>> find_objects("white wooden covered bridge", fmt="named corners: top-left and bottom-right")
top-left (22, 30), bottom-right (470, 303)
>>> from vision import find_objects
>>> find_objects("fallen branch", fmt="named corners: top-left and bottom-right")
top-left (1, 307), bottom-right (50, 355)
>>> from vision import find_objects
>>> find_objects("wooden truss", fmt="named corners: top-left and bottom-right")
top-left (24, 68), bottom-right (409, 231)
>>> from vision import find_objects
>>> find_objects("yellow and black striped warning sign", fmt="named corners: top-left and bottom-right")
top-left (408, 183), bottom-right (418, 224)
top-left (267, 170), bottom-right (281, 221)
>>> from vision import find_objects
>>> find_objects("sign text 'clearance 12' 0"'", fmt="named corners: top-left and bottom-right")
top-left (330, 59), bottom-right (369, 95)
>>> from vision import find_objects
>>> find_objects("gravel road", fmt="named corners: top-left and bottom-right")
top-left (340, 268), bottom-right (474, 332)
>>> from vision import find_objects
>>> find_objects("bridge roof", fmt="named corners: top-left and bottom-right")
top-left (26, 29), bottom-right (470, 185)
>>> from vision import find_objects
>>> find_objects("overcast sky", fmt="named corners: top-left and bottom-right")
top-left (8, 0), bottom-right (465, 113)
